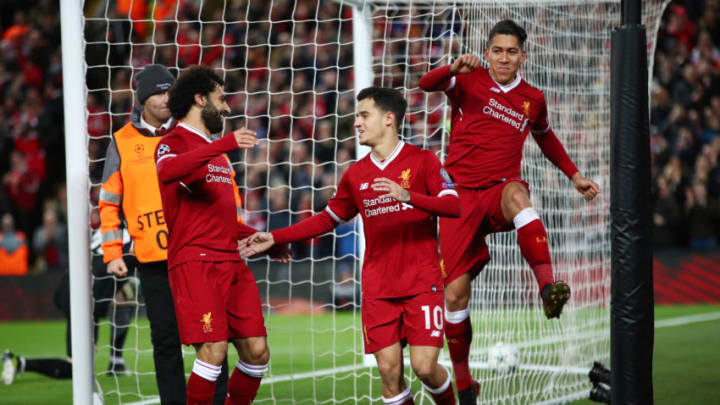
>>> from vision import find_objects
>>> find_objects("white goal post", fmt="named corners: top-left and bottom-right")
top-left (62, 1), bottom-right (669, 404)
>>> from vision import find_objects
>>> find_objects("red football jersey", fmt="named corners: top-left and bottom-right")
top-left (155, 123), bottom-right (251, 268)
top-left (444, 66), bottom-right (552, 188)
top-left (326, 142), bottom-right (458, 299)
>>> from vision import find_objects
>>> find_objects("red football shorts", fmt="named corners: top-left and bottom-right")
top-left (168, 260), bottom-right (266, 345)
top-left (439, 179), bottom-right (530, 286)
top-left (361, 291), bottom-right (445, 354)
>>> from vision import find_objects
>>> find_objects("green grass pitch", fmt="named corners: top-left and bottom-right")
top-left (1, 305), bottom-right (718, 405)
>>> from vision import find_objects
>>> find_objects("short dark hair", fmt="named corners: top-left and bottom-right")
top-left (488, 20), bottom-right (527, 49)
top-left (356, 87), bottom-right (407, 129)
top-left (168, 65), bottom-right (225, 120)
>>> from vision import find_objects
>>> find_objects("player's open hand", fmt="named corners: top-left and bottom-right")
top-left (372, 177), bottom-right (410, 202)
top-left (571, 173), bottom-right (600, 201)
top-left (450, 54), bottom-right (481, 75)
top-left (232, 128), bottom-right (259, 149)
top-left (239, 231), bottom-right (275, 257)
top-left (107, 257), bottom-right (128, 277)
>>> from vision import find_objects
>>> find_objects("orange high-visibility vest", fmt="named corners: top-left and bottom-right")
top-left (100, 123), bottom-right (168, 263)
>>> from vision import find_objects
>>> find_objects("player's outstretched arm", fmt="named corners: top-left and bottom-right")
top-left (531, 129), bottom-right (599, 201)
top-left (418, 53), bottom-right (480, 92)
top-left (571, 172), bottom-right (600, 201)
top-left (237, 221), bottom-right (291, 262)
top-left (239, 232), bottom-right (275, 257)
top-left (372, 177), bottom-right (460, 217)
top-left (239, 211), bottom-right (340, 259)
top-left (156, 129), bottom-right (258, 184)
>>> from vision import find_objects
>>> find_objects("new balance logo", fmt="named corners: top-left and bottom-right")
top-left (490, 87), bottom-right (501, 93)
top-left (360, 182), bottom-right (369, 190)
top-left (431, 330), bottom-right (441, 338)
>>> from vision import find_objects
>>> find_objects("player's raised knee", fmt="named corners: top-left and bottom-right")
top-left (507, 182), bottom-right (530, 204)
top-left (196, 341), bottom-right (228, 365)
top-left (444, 287), bottom-right (471, 311)
top-left (236, 337), bottom-right (270, 365)
top-left (248, 344), bottom-right (270, 365)
top-left (376, 358), bottom-right (402, 379)
top-left (410, 359), bottom-right (435, 381)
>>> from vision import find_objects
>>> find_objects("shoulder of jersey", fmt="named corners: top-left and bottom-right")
top-left (164, 126), bottom-right (190, 142)
top-left (417, 147), bottom-right (442, 167)
top-left (421, 147), bottom-right (440, 161)
top-left (355, 153), bottom-right (373, 166)
top-left (475, 65), bottom-right (491, 80)
top-left (167, 124), bottom-right (185, 136)
top-left (157, 131), bottom-right (177, 145)
top-left (402, 142), bottom-right (424, 156)
top-left (517, 78), bottom-right (544, 99)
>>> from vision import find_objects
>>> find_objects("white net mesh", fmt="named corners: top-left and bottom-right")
top-left (80, 0), bottom-right (668, 404)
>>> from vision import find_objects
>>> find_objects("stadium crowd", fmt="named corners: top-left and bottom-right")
top-left (0, 0), bottom-right (718, 275)
top-left (651, 1), bottom-right (720, 250)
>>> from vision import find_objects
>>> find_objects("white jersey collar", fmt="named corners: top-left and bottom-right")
top-left (490, 72), bottom-right (522, 93)
top-left (370, 141), bottom-right (405, 171)
top-left (178, 122), bottom-right (212, 143)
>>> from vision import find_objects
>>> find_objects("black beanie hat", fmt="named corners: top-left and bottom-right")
top-left (136, 64), bottom-right (175, 105)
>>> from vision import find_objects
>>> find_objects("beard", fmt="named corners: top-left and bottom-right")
top-left (201, 101), bottom-right (225, 134)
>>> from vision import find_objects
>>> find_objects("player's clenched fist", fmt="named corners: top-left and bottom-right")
top-left (571, 173), bottom-right (600, 201)
top-left (450, 54), bottom-right (481, 75)
top-left (233, 127), bottom-right (259, 149)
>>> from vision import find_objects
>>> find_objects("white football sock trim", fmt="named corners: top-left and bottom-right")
top-left (383, 386), bottom-right (412, 404)
top-left (236, 360), bottom-right (268, 378)
top-left (513, 207), bottom-right (540, 229)
top-left (192, 359), bottom-right (222, 382)
top-left (445, 308), bottom-right (469, 324)
top-left (422, 365), bottom-right (451, 394)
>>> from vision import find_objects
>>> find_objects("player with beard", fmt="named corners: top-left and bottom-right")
top-left (99, 64), bottom-right (232, 404)
top-left (155, 65), bottom-right (287, 405)
top-left (418, 20), bottom-right (600, 403)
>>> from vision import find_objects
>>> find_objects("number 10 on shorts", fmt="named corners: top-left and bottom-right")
top-left (421, 305), bottom-right (443, 330)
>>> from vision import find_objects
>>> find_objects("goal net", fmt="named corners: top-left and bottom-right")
top-left (77, 0), bottom-right (668, 404)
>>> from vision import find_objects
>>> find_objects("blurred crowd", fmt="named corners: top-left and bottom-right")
top-left (651, 1), bottom-right (720, 250)
top-left (0, 0), bottom-right (67, 275)
top-left (0, 0), bottom-right (718, 275)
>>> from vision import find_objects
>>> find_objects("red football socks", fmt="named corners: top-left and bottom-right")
top-left (445, 316), bottom-right (473, 391)
top-left (188, 359), bottom-right (222, 405)
top-left (516, 218), bottom-right (554, 291)
top-left (429, 385), bottom-right (455, 405)
top-left (187, 372), bottom-right (216, 405)
top-left (225, 361), bottom-right (266, 405)
top-left (423, 366), bottom-right (456, 405)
